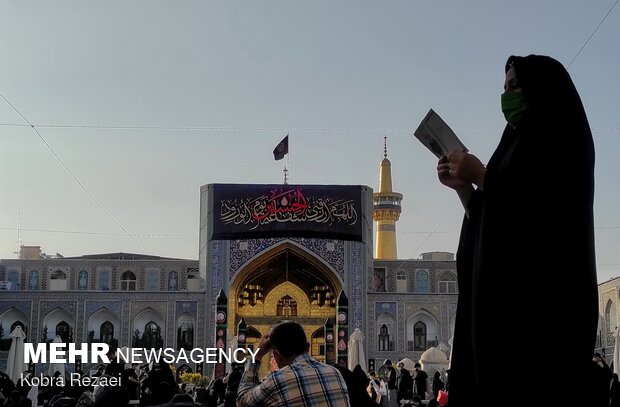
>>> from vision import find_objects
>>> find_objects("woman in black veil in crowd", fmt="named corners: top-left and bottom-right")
top-left (333, 364), bottom-right (378, 407)
top-left (141, 362), bottom-right (177, 405)
top-left (437, 55), bottom-right (598, 406)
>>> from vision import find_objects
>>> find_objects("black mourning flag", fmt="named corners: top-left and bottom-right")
top-left (273, 135), bottom-right (289, 160)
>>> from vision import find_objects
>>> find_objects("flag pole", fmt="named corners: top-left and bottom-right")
top-left (286, 134), bottom-right (290, 183)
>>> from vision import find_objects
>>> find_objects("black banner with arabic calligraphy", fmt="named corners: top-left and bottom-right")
top-left (209, 184), bottom-right (363, 241)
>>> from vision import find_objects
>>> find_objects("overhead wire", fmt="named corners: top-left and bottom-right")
top-left (567, 0), bottom-right (619, 68)
top-left (0, 225), bottom-right (618, 238)
top-left (0, 93), bottom-right (144, 254)
top-left (0, 122), bottom-right (618, 133)
top-left (0, 227), bottom-right (192, 237)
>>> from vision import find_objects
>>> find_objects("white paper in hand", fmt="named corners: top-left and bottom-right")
top-left (413, 109), bottom-right (468, 158)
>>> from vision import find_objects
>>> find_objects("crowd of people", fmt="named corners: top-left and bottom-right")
top-left (2, 346), bottom-right (620, 407)
top-left (0, 357), bottom-right (193, 407)
top-left (0, 321), bottom-right (451, 407)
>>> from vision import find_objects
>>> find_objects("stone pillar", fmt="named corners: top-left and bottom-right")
top-left (324, 317), bottom-right (335, 365)
top-left (214, 289), bottom-right (228, 379)
top-left (336, 291), bottom-right (349, 367)
top-left (237, 318), bottom-right (248, 365)
top-left (237, 318), bottom-right (247, 348)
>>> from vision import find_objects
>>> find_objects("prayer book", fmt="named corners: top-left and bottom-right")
top-left (413, 109), bottom-right (468, 158)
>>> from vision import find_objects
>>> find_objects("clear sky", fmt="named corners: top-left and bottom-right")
top-left (1, 1), bottom-right (618, 281)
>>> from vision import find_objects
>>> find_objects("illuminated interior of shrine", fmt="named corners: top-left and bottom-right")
top-left (229, 244), bottom-right (341, 375)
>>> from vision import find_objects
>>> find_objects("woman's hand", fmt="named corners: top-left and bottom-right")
top-left (437, 155), bottom-right (469, 191)
top-left (446, 151), bottom-right (486, 190)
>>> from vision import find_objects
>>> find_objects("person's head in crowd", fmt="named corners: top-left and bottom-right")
top-left (397, 361), bottom-right (405, 370)
top-left (414, 362), bottom-right (421, 371)
top-left (383, 359), bottom-right (392, 368)
top-left (170, 392), bottom-right (194, 405)
top-left (268, 321), bottom-right (308, 367)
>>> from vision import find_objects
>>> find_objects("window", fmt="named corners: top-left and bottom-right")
top-left (407, 312), bottom-right (439, 351)
top-left (146, 271), bottom-right (159, 290)
top-left (378, 324), bottom-right (393, 351)
top-left (373, 268), bottom-right (386, 292)
top-left (187, 268), bottom-right (199, 279)
top-left (56, 321), bottom-right (71, 343)
top-left (98, 270), bottom-right (110, 291)
top-left (413, 321), bottom-right (427, 351)
top-left (29, 270), bottom-right (39, 290)
top-left (377, 313), bottom-right (395, 351)
top-left (186, 268), bottom-right (201, 291)
top-left (121, 271), bottom-right (137, 291)
top-left (177, 322), bottom-right (194, 351)
top-left (606, 300), bottom-right (617, 333)
top-left (100, 321), bottom-right (114, 344)
top-left (438, 280), bottom-right (457, 293)
top-left (50, 270), bottom-right (67, 291)
top-left (51, 270), bottom-right (66, 279)
top-left (438, 273), bottom-right (457, 293)
top-left (168, 271), bottom-right (178, 291)
top-left (276, 295), bottom-right (297, 317)
top-left (78, 270), bottom-right (88, 290)
top-left (396, 271), bottom-right (407, 293)
top-left (142, 321), bottom-right (163, 350)
top-left (415, 270), bottom-right (429, 293)
top-left (7, 270), bottom-right (19, 290)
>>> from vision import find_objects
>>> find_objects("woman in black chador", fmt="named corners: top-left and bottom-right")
top-left (437, 55), bottom-right (598, 406)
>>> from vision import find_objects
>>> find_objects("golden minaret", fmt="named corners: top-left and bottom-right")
top-left (373, 136), bottom-right (403, 259)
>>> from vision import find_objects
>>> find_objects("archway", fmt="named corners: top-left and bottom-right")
top-left (100, 321), bottom-right (114, 344)
top-left (56, 321), bottom-right (71, 342)
top-left (177, 312), bottom-right (195, 351)
top-left (0, 307), bottom-right (29, 339)
top-left (42, 307), bottom-right (73, 342)
top-left (87, 308), bottom-right (120, 347)
top-left (133, 308), bottom-right (165, 349)
top-left (229, 243), bottom-right (341, 377)
top-left (406, 310), bottom-right (440, 352)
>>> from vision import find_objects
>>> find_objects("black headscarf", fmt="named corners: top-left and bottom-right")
top-left (449, 55), bottom-right (598, 407)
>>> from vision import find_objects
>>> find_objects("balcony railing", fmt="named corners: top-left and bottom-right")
top-left (0, 281), bottom-right (19, 290)
top-left (407, 339), bottom-right (439, 352)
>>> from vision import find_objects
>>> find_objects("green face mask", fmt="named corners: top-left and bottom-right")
top-left (501, 90), bottom-right (527, 128)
